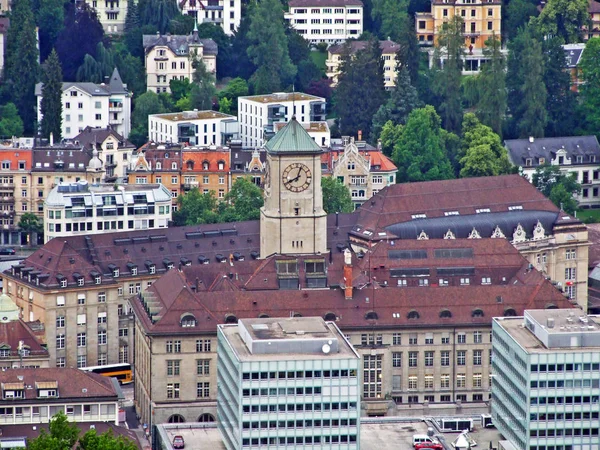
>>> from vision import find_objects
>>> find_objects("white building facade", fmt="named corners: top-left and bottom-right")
top-left (285, 0), bottom-right (364, 45)
top-left (217, 317), bottom-right (361, 450)
top-left (85, 0), bottom-right (128, 34)
top-left (35, 68), bottom-right (132, 139)
top-left (238, 93), bottom-right (326, 148)
top-left (179, 0), bottom-right (242, 35)
top-left (148, 110), bottom-right (237, 146)
top-left (44, 181), bottom-right (172, 243)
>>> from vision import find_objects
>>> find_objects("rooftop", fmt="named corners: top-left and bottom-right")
top-left (505, 135), bottom-right (600, 167)
top-left (288, 0), bottom-right (364, 7)
top-left (240, 92), bottom-right (324, 104)
top-left (265, 118), bottom-right (323, 154)
top-left (149, 110), bottom-right (234, 122)
top-left (142, 34), bottom-right (218, 56)
top-left (328, 39), bottom-right (400, 55)
top-left (45, 181), bottom-right (172, 207)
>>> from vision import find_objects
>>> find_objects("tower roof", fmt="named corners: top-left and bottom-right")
top-left (265, 118), bottom-right (323, 155)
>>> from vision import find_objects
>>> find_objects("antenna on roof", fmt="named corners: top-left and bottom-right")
top-left (291, 84), bottom-right (296, 121)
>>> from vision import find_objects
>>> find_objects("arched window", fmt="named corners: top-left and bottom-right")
top-left (324, 312), bottom-right (337, 321)
top-left (439, 309), bottom-right (452, 319)
top-left (364, 311), bottom-right (378, 320)
top-left (180, 313), bottom-right (197, 328)
top-left (168, 414), bottom-right (185, 423)
top-left (198, 413), bottom-right (215, 422)
top-left (186, 160), bottom-right (194, 170)
top-left (218, 160), bottom-right (225, 171)
top-left (225, 314), bottom-right (238, 324)
top-left (471, 309), bottom-right (484, 318)
top-left (407, 310), bottom-right (420, 320)
top-left (203, 161), bottom-right (209, 171)
top-left (258, 314), bottom-right (269, 318)
top-left (292, 312), bottom-right (302, 317)
top-left (545, 303), bottom-right (558, 310)
top-left (156, 162), bottom-right (162, 170)
top-left (504, 308), bottom-right (517, 317)
top-left (171, 162), bottom-right (177, 170)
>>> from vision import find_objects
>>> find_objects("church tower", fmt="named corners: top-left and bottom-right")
top-left (260, 118), bottom-right (328, 257)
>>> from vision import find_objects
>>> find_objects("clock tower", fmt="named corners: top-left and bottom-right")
top-left (260, 118), bottom-right (328, 256)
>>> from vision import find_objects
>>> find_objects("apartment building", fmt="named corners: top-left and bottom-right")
top-left (0, 148), bottom-right (31, 245)
top-left (0, 368), bottom-right (120, 426)
top-left (285, 0), bottom-right (364, 44)
top-left (44, 181), bottom-right (172, 243)
top-left (148, 110), bottom-right (237, 146)
top-left (74, 127), bottom-right (136, 182)
top-left (217, 317), bottom-right (361, 450)
top-left (238, 92), bottom-right (326, 147)
top-left (492, 310), bottom-right (600, 450)
top-left (35, 68), bottom-right (131, 139)
top-left (179, 0), bottom-right (242, 35)
top-left (143, 31), bottom-right (217, 94)
top-left (585, 0), bottom-right (600, 40)
top-left (182, 147), bottom-right (231, 199)
top-left (85, 0), bottom-right (128, 34)
top-left (326, 40), bottom-right (400, 88)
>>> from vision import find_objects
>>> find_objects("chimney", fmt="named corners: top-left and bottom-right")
top-left (357, 130), bottom-right (362, 141)
top-left (529, 136), bottom-right (534, 143)
top-left (343, 249), bottom-right (353, 300)
top-left (166, 33), bottom-right (171, 42)
top-left (49, 132), bottom-right (54, 147)
top-left (377, 139), bottom-right (382, 151)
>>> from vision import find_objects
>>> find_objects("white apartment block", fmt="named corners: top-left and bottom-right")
top-left (285, 0), bottom-right (364, 45)
top-left (35, 68), bottom-right (132, 139)
top-left (179, 0), bottom-right (242, 36)
top-left (44, 180), bottom-right (172, 243)
top-left (238, 92), bottom-right (327, 148)
top-left (143, 31), bottom-right (217, 94)
top-left (148, 110), bottom-right (238, 146)
top-left (85, 0), bottom-right (128, 34)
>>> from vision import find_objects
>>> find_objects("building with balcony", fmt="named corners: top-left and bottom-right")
top-left (74, 127), bottom-right (136, 183)
top-left (35, 68), bottom-right (131, 139)
top-left (326, 40), bottom-right (400, 88)
top-left (43, 180), bottom-right (172, 243)
top-left (415, 0), bottom-right (502, 50)
top-left (179, 0), bottom-right (242, 35)
top-left (505, 135), bottom-right (600, 208)
top-left (0, 148), bottom-right (31, 245)
top-left (143, 30), bottom-right (218, 94)
top-left (492, 310), bottom-right (600, 450)
top-left (148, 110), bottom-right (237, 146)
top-left (0, 368), bottom-right (121, 426)
top-left (285, 0), bottom-right (364, 45)
top-left (217, 317), bottom-right (361, 450)
top-left (84, 0), bottom-right (128, 34)
top-left (182, 147), bottom-right (231, 199)
top-left (238, 92), bottom-right (326, 147)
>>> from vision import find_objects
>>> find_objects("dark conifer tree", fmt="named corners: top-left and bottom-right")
top-left (41, 49), bottom-right (64, 141)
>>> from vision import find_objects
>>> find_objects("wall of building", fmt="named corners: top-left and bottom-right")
top-left (285, 5), bottom-right (364, 44)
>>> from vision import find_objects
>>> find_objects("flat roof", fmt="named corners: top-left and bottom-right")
top-left (150, 111), bottom-right (234, 121)
top-left (240, 92), bottom-right (324, 104)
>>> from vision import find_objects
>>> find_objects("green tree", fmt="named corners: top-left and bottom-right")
top-left (218, 78), bottom-right (249, 115)
top-left (0, 103), bottom-right (24, 138)
top-left (130, 91), bottom-right (166, 146)
top-left (396, 16), bottom-right (420, 86)
top-left (476, 34), bottom-right (506, 136)
top-left (77, 428), bottom-right (137, 450)
top-left (219, 97), bottom-right (232, 114)
top-left (533, 0), bottom-right (588, 43)
top-left (113, 44), bottom-right (146, 97)
top-left (504, 0), bottom-right (539, 41)
top-left (220, 177), bottom-right (264, 222)
top-left (379, 120), bottom-right (403, 157)
top-left (27, 411), bottom-right (79, 450)
top-left (139, 0), bottom-right (179, 34)
top-left (174, 189), bottom-right (220, 225)
top-left (189, 54), bottom-right (216, 111)
top-left (532, 165), bottom-right (581, 214)
top-left (229, 10), bottom-right (256, 81)
top-left (578, 37), bottom-right (600, 137)
top-left (195, 22), bottom-right (233, 79)
top-left (76, 54), bottom-right (103, 83)
top-left (321, 177), bottom-right (353, 214)
top-left (37, 0), bottom-right (66, 62)
top-left (371, 66), bottom-right (421, 141)
top-left (247, 0), bottom-right (296, 93)
top-left (432, 15), bottom-right (464, 133)
top-left (18, 212), bottom-right (42, 245)
top-left (335, 37), bottom-right (387, 138)
top-left (170, 78), bottom-right (192, 103)
top-left (41, 49), bottom-right (64, 141)
top-left (391, 105), bottom-right (455, 183)
top-left (371, 0), bottom-right (409, 43)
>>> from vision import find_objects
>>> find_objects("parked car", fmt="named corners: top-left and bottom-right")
top-left (413, 435), bottom-right (439, 448)
top-left (172, 435), bottom-right (185, 449)
top-left (0, 247), bottom-right (15, 255)
top-left (415, 443), bottom-right (444, 450)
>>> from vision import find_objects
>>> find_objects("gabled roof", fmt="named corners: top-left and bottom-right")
top-left (142, 34), bottom-right (218, 56)
top-left (0, 319), bottom-right (48, 359)
top-left (34, 70), bottom-right (129, 97)
top-left (563, 43), bottom-right (586, 68)
top-left (505, 135), bottom-right (600, 167)
top-left (74, 127), bottom-right (135, 151)
top-left (265, 118), bottom-right (323, 154)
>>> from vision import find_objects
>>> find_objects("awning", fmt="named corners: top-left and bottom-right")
top-left (2, 382), bottom-right (24, 389)
top-left (35, 381), bottom-right (58, 389)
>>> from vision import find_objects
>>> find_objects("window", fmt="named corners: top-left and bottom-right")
top-left (441, 350), bottom-right (450, 366)
top-left (197, 382), bottom-right (210, 398)
top-left (424, 351), bottom-right (434, 367)
top-left (473, 350), bottom-right (482, 365)
top-left (98, 329), bottom-right (107, 345)
top-left (424, 375), bottom-right (434, 389)
top-left (363, 354), bottom-right (382, 398)
top-left (166, 340), bottom-right (181, 353)
top-left (566, 248), bottom-right (577, 260)
top-left (440, 374), bottom-right (450, 389)
top-left (167, 383), bottom-right (180, 399)
top-left (456, 374), bottom-right (466, 388)
top-left (77, 314), bottom-right (86, 325)
top-left (408, 351), bottom-right (418, 367)
top-left (167, 360), bottom-right (180, 376)
top-left (473, 373), bottom-right (482, 388)
top-left (77, 355), bottom-right (87, 368)
top-left (56, 316), bottom-right (65, 328)
top-left (56, 295), bottom-right (65, 306)
top-left (78, 295), bottom-right (85, 305)
top-left (197, 359), bottom-right (210, 375)
top-left (56, 357), bottom-right (65, 368)
top-left (56, 334), bottom-right (65, 349)
top-left (392, 352), bottom-right (402, 367)
top-left (392, 333), bottom-right (401, 345)
top-left (196, 339), bottom-right (211, 352)
top-left (119, 345), bottom-right (129, 363)
top-left (565, 267), bottom-right (576, 280)
top-left (473, 331), bottom-right (482, 343)
top-left (409, 335), bottom-right (417, 345)
top-left (457, 351), bottom-right (466, 365)
top-left (98, 313), bottom-right (107, 324)
top-left (457, 333), bottom-right (466, 344)
top-left (77, 332), bottom-right (87, 347)
top-left (119, 328), bottom-right (128, 337)
top-left (408, 376), bottom-right (418, 390)
top-left (425, 335), bottom-right (433, 345)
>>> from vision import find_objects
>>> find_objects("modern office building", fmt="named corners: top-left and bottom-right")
top-left (492, 310), bottom-right (600, 450)
top-left (217, 317), bottom-right (361, 450)
top-left (148, 110), bottom-right (237, 146)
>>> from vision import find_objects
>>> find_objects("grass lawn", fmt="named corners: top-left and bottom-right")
top-left (310, 50), bottom-right (327, 74)
top-left (576, 208), bottom-right (600, 223)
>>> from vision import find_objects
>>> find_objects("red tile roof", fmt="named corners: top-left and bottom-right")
top-left (182, 149), bottom-right (230, 172)
top-left (0, 319), bottom-right (48, 359)
top-left (0, 149), bottom-right (32, 170)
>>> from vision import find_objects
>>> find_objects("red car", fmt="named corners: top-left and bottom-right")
top-left (414, 443), bottom-right (444, 450)
top-left (172, 435), bottom-right (185, 449)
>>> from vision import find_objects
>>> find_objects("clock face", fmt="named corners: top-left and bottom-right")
top-left (282, 163), bottom-right (312, 192)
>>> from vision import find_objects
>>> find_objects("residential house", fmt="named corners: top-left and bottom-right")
top-left (0, 148), bottom-right (31, 245)
top-left (44, 181), bottom-right (172, 243)
top-left (148, 110), bottom-right (237, 146)
top-left (563, 43), bottom-right (586, 92)
top-left (0, 17), bottom-right (8, 80)
top-left (230, 144), bottom-right (266, 188)
top-left (238, 92), bottom-right (326, 147)
top-left (83, 0), bottom-right (129, 34)
top-left (74, 126), bottom-right (136, 183)
top-left (326, 40), bottom-right (400, 88)
top-left (585, 0), bottom-right (600, 39)
top-left (35, 68), bottom-right (132, 139)
top-left (143, 31), bottom-right (217, 94)
top-left (505, 135), bottom-right (600, 208)
top-left (181, 147), bottom-right (231, 199)
top-left (284, 0), bottom-right (364, 44)
top-left (179, 0), bottom-right (242, 35)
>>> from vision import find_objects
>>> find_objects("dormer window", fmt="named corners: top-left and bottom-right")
top-left (218, 160), bottom-right (225, 171)
top-left (95, 276), bottom-right (101, 284)
top-left (57, 275), bottom-right (67, 288)
top-left (0, 345), bottom-right (10, 358)
top-left (577, 155), bottom-right (583, 163)
top-left (171, 162), bottom-right (177, 170)
top-left (525, 158), bottom-right (532, 167)
top-left (145, 260), bottom-right (156, 274)
top-left (108, 264), bottom-right (119, 278)
top-left (36, 381), bottom-right (58, 398)
top-left (127, 263), bottom-right (137, 276)
top-left (591, 155), bottom-right (596, 163)
top-left (113, 269), bottom-right (119, 277)
top-left (186, 160), bottom-right (194, 170)
top-left (77, 277), bottom-right (84, 286)
top-left (180, 313), bottom-right (197, 328)
top-left (156, 162), bottom-right (162, 170)
top-left (203, 161), bottom-right (209, 171)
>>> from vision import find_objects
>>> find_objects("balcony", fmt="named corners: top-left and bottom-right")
top-left (183, 181), bottom-right (199, 191)
top-left (106, 6), bottom-right (120, 13)
top-left (1, 196), bottom-right (15, 203)
top-left (109, 105), bottom-right (123, 112)
top-left (105, 161), bottom-right (118, 169)
top-left (109, 118), bottom-right (123, 125)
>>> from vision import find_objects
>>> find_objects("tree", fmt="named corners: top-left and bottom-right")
top-left (229, 10), bottom-right (256, 81)
top-left (55, 2), bottom-right (105, 81)
top-left (247, 0), bottom-right (296, 93)
top-left (129, 92), bottom-right (166, 146)
top-left (220, 178), bottom-right (264, 222)
top-left (476, 34), bottom-right (506, 136)
top-left (396, 16), bottom-right (420, 86)
top-left (41, 49), bottom-right (64, 141)
top-left (174, 189), bottom-right (220, 225)
top-left (371, 0), bottom-right (409, 43)
top-left (27, 411), bottom-right (79, 450)
top-left (76, 54), bottom-right (103, 83)
top-left (77, 429), bottom-right (137, 450)
top-left (533, 0), bottom-right (588, 43)
top-left (432, 15), bottom-right (464, 133)
top-left (189, 55), bottom-right (216, 111)
top-left (37, 0), bottom-right (66, 62)
top-left (391, 106), bottom-right (455, 183)
top-left (0, 103), bottom-right (24, 138)
top-left (139, 0), bottom-right (179, 34)
top-left (578, 38), bottom-right (600, 137)
top-left (335, 37), bottom-right (387, 138)
top-left (195, 23), bottom-right (233, 79)
top-left (218, 78), bottom-right (249, 115)
top-left (18, 212), bottom-right (42, 245)
top-left (113, 44), bottom-right (146, 97)
top-left (321, 177), bottom-right (353, 214)
top-left (371, 66), bottom-right (421, 141)
top-left (379, 120), bottom-right (403, 157)
top-left (532, 165), bottom-right (581, 214)
top-left (504, 0), bottom-right (539, 41)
